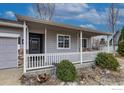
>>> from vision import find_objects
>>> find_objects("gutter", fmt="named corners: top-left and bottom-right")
top-left (0, 21), bottom-right (23, 28)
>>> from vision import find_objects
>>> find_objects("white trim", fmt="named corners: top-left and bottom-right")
top-left (45, 27), bottom-right (47, 53)
top-left (57, 34), bottom-right (71, 49)
top-left (0, 21), bottom-right (23, 28)
top-left (26, 27), bottom-right (29, 50)
top-left (0, 33), bottom-right (20, 38)
top-left (80, 31), bottom-right (83, 64)
top-left (23, 21), bottom-right (27, 73)
top-left (77, 32), bottom-right (79, 52)
top-left (107, 35), bottom-right (110, 53)
top-left (16, 38), bottom-right (19, 68)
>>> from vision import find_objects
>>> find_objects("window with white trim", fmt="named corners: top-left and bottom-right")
top-left (57, 34), bottom-right (70, 49)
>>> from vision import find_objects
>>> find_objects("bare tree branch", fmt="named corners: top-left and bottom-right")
top-left (107, 3), bottom-right (119, 52)
top-left (107, 3), bottom-right (119, 33)
top-left (33, 3), bottom-right (55, 20)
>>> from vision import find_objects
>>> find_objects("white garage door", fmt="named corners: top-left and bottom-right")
top-left (0, 37), bottom-right (18, 69)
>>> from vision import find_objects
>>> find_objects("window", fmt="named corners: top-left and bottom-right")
top-left (57, 34), bottom-right (70, 49)
top-left (82, 38), bottom-right (88, 48)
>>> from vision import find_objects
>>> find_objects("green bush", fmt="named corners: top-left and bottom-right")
top-left (117, 41), bottom-right (124, 56)
top-left (56, 60), bottom-right (77, 82)
top-left (95, 52), bottom-right (119, 71)
top-left (118, 26), bottom-right (124, 43)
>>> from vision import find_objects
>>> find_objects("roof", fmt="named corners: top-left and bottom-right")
top-left (0, 18), bottom-right (23, 28)
top-left (16, 14), bottom-right (112, 36)
top-left (0, 18), bottom-right (19, 24)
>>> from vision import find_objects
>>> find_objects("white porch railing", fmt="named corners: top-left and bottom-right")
top-left (26, 51), bottom-right (100, 71)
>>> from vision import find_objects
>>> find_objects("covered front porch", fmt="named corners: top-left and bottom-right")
top-left (18, 15), bottom-right (112, 73)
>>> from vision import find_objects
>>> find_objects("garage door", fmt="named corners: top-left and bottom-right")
top-left (0, 37), bottom-right (17, 69)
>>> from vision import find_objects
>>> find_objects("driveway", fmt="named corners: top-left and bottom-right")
top-left (0, 68), bottom-right (23, 85)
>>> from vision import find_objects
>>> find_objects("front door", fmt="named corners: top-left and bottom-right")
top-left (29, 33), bottom-right (43, 54)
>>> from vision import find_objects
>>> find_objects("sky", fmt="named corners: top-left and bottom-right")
top-left (0, 3), bottom-right (124, 32)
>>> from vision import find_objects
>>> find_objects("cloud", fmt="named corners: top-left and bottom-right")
top-left (28, 3), bottom-right (90, 21)
top-left (5, 11), bottom-right (15, 18)
top-left (28, 3), bottom-right (124, 26)
top-left (55, 3), bottom-right (89, 14)
top-left (76, 9), bottom-right (106, 24)
top-left (80, 24), bottom-right (96, 29)
top-left (53, 3), bottom-right (89, 19)
top-left (53, 4), bottom-right (107, 25)
top-left (118, 8), bottom-right (124, 17)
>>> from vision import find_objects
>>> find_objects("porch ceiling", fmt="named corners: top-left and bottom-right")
top-left (16, 14), bottom-right (112, 37)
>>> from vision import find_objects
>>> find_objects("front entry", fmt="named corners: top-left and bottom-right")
top-left (29, 33), bottom-right (44, 54)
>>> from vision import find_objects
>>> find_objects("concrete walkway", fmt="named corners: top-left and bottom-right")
top-left (0, 68), bottom-right (23, 85)
top-left (116, 57), bottom-right (124, 69)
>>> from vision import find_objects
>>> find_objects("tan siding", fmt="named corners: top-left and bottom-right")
top-left (29, 28), bottom-right (45, 34)
top-left (0, 27), bottom-right (23, 47)
top-left (47, 30), bottom-right (79, 53)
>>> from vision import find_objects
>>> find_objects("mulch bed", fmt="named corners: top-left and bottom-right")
top-left (20, 66), bottom-right (124, 85)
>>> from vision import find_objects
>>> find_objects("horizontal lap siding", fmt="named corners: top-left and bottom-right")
top-left (0, 27), bottom-right (23, 47)
top-left (0, 27), bottom-right (23, 37)
top-left (47, 30), bottom-right (79, 53)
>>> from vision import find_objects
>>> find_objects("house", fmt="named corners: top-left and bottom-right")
top-left (110, 31), bottom-right (121, 46)
top-left (0, 15), bottom-right (112, 73)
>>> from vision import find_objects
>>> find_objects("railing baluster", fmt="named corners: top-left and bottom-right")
top-left (48, 54), bottom-right (49, 66)
top-left (26, 51), bottom-right (101, 71)
top-left (28, 56), bottom-right (30, 68)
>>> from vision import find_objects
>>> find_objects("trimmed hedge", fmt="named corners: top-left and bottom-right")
top-left (117, 41), bottom-right (124, 56)
top-left (95, 52), bottom-right (119, 71)
top-left (56, 60), bottom-right (77, 82)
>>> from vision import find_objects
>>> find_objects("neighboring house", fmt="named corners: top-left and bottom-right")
top-left (110, 31), bottom-right (121, 46)
top-left (0, 15), bottom-right (112, 73)
top-left (109, 31), bottom-right (121, 51)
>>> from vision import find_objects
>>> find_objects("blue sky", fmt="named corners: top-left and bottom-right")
top-left (0, 3), bottom-right (124, 32)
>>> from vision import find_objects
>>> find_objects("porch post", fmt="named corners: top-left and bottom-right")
top-left (26, 26), bottom-right (29, 52)
top-left (45, 27), bottom-right (47, 54)
top-left (107, 35), bottom-right (110, 53)
top-left (44, 27), bottom-right (47, 63)
top-left (80, 31), bottom-right (83, 64)
top-left (23, 21), bottom-right (27, 73)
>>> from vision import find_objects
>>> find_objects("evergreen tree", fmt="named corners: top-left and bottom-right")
top-left (118, 26), bottom-right (124, 42)
top-left (117, 26), bottom-right (124, 56)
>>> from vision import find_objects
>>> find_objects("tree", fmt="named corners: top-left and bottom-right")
top-left (33, 3), bottom-right (55, 20)
top-left (118, 26), bottom-right (124, 42)
top-left (117, 26), bottom-right (124, 56)
top-left (117, 41), bottom-right (124, 56)
top-left (107, 3), bottom-right (119, 52)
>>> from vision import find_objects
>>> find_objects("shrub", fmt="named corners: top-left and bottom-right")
top-left (117, 41), bottom-right (124, 56)
top-left (95, 52), bottom-right (119, 71)
top-left (56, 60), bottom-right (77, 82)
